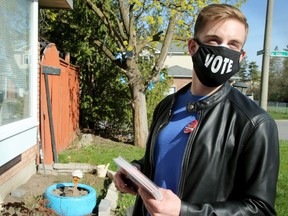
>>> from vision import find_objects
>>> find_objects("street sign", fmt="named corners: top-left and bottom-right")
top-left (257, 50), bottom-right (265, 56)
top-left (270, 51), bottom-right (288, 57)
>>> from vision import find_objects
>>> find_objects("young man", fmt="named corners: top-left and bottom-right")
top-left (115, 4), bottom-right (279, 216)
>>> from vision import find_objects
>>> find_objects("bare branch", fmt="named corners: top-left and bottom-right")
top-left (93, 40), bottom-right (127, 74)
top-left (157, 15), bottom-right (177, 68)
top-left (94, 40), bottom-right (115, 60)
top-left (119, 0), bottom-right (130, 34)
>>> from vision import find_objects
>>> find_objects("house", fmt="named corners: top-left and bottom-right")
top-left (0, 0), bottom-right (75, 204)
top-left (162, 41), bottom-right (193, 93)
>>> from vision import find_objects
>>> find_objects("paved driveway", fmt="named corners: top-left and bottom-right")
top-left (275, 120), bottom-right (288, 141)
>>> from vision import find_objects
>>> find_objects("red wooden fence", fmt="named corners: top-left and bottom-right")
top-left (40, 43), bottom-right (79, 164)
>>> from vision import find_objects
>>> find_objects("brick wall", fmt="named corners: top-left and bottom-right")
top-left (0, 145), bottom-right (38, 203)
top-left (172, 77), bottom-right (191, 91)
top-left (0, 145), bottom-right (38, 185)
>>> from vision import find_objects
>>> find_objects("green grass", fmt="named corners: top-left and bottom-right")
top-left (276, 140), bottom-right (288, 215)
top-left (58, 139), bottom-right (145, 172)
top-left (269, 111), bottom-right (288, 120)
top-left (58, 138), bottom-right (288, 215)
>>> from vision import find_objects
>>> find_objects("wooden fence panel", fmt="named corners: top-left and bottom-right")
top-left (40, 44), bottom-right (79, 164)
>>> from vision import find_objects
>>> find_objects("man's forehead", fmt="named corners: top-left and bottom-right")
top-left (197, 19), bottom-right (246, 44)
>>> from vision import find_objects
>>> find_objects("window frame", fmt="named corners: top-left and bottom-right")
top-left (0, 0), bottom-right (38, 167)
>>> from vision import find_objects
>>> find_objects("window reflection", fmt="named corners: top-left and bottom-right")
top-left (0, 0), bottom-right (31, 125)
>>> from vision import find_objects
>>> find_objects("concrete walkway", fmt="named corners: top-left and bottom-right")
top-left (275, 120), bottom-right (288, 141)
top-left (99, 170), bottom-right (118, 216)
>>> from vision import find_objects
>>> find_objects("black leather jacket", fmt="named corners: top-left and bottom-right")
top-left (132, 82), bottom-right (279, 216)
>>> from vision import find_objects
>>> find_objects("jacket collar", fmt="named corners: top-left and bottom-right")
top-left (175, 81), bottom-right (232, 112)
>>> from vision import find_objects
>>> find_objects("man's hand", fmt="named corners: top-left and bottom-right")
top-left (114, 170), bottom-right (138, 195)
top-left (138, 187), bottom-right (181, 216)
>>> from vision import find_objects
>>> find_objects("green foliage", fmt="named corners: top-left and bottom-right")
top-left (239, 56), bottom-right (249, 81)
top-left (40, 1), bottom-right (133, 137)
top-left (268, 56), bottom-right (285, 102)
top-left (267, 45), bottom-right (288, 102)
top-left (116, 193), bottom-right (136, 216)
top-left (239, 49), bottom-right (288, 103)
top-left (247, 61), bottom-right (260, 99)
top-left (146, 68), bottom-right (173, 126)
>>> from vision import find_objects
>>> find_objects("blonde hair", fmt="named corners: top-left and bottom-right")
top-left (194, 4), bottom-right (249, 41)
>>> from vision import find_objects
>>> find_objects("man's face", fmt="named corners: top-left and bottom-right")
top-left (189, 18), bottom-right (246, 60)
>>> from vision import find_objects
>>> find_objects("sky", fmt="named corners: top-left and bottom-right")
top-left (240, 0), bottom-right (288, 68)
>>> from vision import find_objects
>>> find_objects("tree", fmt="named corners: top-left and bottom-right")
top-left (239, 56), bottom-right (249, 81)
top-left (252, 45), bottom-right (288, 102)
top-left (146, 68), bottom-right (172, 126)
top-left (41, 1), bottom-right (247, 147)
top-left (78, 0), bottom-right (247, 147)
top-left (280, 45), bottom-right (288, 102)
top-left (268, 46), bottom-right (287, 102)
top-left (247, 61), bottom-right (260, 99)
top-left (40, 2), bottom-right (133, 139)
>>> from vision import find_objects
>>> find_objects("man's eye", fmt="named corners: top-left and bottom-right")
top-left (229, 42), bottom-right (241, 49)
top-left (207, 40), bottom-right (219, 45)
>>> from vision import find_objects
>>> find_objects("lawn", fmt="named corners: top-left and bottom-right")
top-left (59, 137), bottom-right (288, 215)
top-left (269, 111), bottom-right (288, 120)
top-left (276, 140), bottom-right (288, 215)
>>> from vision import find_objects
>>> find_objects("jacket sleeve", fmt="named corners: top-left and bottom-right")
top-left (180, 118), bottom-right (280, 216)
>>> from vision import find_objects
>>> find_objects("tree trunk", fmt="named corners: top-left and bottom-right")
top-left (131, 85), bottom-right (148, 148)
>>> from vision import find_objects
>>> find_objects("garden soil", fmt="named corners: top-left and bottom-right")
top-left (3, 173), bottom-right (81, 203)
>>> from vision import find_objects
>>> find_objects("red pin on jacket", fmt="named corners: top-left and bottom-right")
top-left (184, 120), bottom-right (198, 133)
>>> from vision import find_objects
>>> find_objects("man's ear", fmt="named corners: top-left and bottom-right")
top-left (188, 39), bottom-right (198, 56)
top-left (239, 50), bottom-right (246, 62)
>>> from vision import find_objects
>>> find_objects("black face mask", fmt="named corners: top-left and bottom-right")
top-left (192, 39), bottom-right (242, 87)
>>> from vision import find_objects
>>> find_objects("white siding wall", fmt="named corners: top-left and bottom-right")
top-left (164, 55), bottom-right (193, 70)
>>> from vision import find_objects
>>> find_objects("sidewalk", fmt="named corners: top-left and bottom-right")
top-left (275, 120), bottom-right (288, 141)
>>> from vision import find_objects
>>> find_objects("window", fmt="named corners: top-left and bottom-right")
top-left (0, 0), bottom-right (34, 125)
top-left (0, 0), bottom-right (38, 167)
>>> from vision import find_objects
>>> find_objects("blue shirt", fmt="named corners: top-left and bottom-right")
top-left (153, 89), bottom-right (204, 193)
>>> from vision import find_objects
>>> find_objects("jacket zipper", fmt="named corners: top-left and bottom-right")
top-left (177, 110), bottom-right (203, 197)
top-left (143, 107), bottom-right (173, 216)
